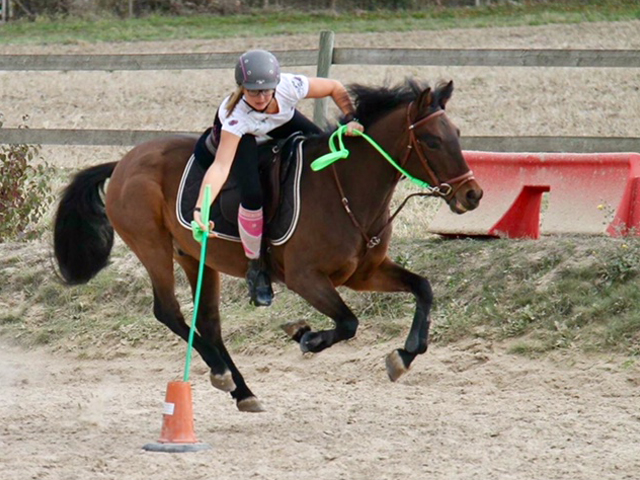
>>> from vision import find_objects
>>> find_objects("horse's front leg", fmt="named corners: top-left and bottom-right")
top-left (284, 271), bottom-right (359, 354)
top-left (345, 257), bottom-right (433, 382)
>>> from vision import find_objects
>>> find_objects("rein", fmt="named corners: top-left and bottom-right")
top-left (310, 103), bottom-right (475, 249)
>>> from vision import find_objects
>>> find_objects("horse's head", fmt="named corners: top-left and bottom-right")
top-left (404, 81), bottom-right (483, 214)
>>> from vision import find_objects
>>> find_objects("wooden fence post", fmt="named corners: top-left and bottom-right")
top-left (313, 30), bottom-right (335, 127)
top-left (1, 0), bottom-right (8, 22)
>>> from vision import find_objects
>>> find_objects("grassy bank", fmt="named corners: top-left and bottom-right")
top-left (0, 0), bottom-right (637, 45)
top-left (1, 234), bottom-right (639, 359)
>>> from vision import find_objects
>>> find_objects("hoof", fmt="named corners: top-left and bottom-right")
top-left (210, 371), bottom-right (236, 392)
top-left (237, 396), bottom-right (266, 413)
top-left (280, 320), bottom-right (312, 343)
top-left (299, 330), bottom-right (322, 353)
top-left (299, 331), bottom-right (312, 353)
top-left (385, 350), bottom-right (409, 382)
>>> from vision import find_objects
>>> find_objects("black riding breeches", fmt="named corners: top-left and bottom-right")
top-left (230, 134), bottom-right (261, 209)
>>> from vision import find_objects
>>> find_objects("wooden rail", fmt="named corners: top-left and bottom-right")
top-left (1, 31), bottom-right (639, 152)
top-left (2, 128), bottom-right (638, 153)
top-left (1, 48), bottom-right (638, 71)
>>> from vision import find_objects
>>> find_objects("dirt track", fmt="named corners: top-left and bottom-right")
top-left (1, 20), bottom-right (640, 480)
top-left (2, 335), bottom-right (639, 480)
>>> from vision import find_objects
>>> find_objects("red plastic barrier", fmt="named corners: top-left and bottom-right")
top-left (428, 152), bottom-right (640, 238)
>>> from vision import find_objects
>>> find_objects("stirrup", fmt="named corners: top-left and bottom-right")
top-left (246, 259), bottom-right (273, 307)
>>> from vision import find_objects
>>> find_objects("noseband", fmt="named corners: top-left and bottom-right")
top-left (403, 103), bottom-right (475, 201)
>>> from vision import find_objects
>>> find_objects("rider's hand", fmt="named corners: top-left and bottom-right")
top-left (345, 120), bottom-right (364, 136)
top-left (193, 208), bottom-right (217, 238)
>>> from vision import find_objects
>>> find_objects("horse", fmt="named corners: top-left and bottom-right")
top-left (53, 79), bottom-right (483, 412)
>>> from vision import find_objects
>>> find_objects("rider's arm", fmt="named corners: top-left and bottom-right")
top-left (305, 77), bottom-right (364, 135)
top-left (194, 130), bottom-right (241, 234)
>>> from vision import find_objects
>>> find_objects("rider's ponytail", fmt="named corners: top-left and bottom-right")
top-left (226, 86), bottom-right (244, 115)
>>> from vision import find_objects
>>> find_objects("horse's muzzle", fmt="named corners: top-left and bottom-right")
top-left (448, 180), bottom-right (483, 214)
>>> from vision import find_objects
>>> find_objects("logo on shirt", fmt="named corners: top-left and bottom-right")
top-left (229, 119), bottom-right (239, 126)
top-left (292, 76), bottom-right (305, 95)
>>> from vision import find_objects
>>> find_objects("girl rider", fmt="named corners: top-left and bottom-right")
top-left (193, 49), bottom-right (363, 307)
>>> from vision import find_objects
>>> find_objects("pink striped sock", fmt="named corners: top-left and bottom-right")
top-left (238, 206), bottom-right (263, 259)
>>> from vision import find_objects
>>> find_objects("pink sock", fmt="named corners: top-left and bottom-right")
top-left (238, 206), bottom-right (263, 259)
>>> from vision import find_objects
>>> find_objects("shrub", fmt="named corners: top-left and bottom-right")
top-left (0, 115), bottom-right (56, 242)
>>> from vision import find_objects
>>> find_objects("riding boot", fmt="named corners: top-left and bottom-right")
top-left (246, 258), bottom-right (273, 307)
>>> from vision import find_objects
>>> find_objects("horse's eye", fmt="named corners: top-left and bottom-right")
top-left (423, 135), bottom-right (441, 149)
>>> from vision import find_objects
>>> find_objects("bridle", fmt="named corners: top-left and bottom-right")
top-left (331, 101), bottom-right (476, 250)
top-left (402, 103), bottom-right (475, 201)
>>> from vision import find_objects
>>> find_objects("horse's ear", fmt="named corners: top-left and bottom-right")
top-left (438, 80), bottom-right (454, 110)
top-left (416, 87), bottom-right (433, 113)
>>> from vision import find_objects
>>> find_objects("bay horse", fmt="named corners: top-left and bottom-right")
top-left (53, 79), bottom-right (482, 412)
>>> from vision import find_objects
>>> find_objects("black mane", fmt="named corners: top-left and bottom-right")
top-left (348, 78), bottom-right (427, 128)
top-left (305, 78), bottom-right (449, 145)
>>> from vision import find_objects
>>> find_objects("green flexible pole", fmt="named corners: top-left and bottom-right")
top-left (310, 125), bottom-right (432, 190)
top-left (184, 185), bottom-right (212, 382)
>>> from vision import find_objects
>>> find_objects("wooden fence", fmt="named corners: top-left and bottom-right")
top-left (1, 30), bottom-right (639, 152)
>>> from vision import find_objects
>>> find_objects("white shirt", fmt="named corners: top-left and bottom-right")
top-left (217, 73), bottom-right (310, 143)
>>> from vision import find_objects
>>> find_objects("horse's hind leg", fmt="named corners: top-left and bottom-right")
top-left (345, 257), bottom-right (433, 382)
top-left (175, 254), bottom-right (264, 412)
top-left (119, 232), bottom-right (240, 397)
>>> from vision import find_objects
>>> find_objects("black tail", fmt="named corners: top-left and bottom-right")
top-left (53, 162), bottom-right (118, 285)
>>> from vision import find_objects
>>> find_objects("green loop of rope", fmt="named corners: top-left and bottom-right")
top-left (310, 125), bottom-right (432, 190)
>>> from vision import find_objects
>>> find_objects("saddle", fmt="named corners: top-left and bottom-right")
top-left (176, 132), bottom-right (306, 246)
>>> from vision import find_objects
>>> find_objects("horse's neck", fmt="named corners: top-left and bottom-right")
top-left (347, 107), bottom-right (406, 191)
top-left (330, 108), bottom-right (408, 221)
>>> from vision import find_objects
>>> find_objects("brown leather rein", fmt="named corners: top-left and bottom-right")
top-left (331, 102), bottom-right (476, 249)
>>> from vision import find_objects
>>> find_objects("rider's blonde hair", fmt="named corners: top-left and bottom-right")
top-left (226, 86), bottom-right (244, 115)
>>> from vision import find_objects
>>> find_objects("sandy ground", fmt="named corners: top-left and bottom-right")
top-left (1, 336), bottom-right (639, 480)
top-left (1, 21), bottom-right (640, 480)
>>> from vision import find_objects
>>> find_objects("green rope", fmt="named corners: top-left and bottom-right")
top-left (184, 185), bottom-right (212, 382)
top-left (310, 125), bottom-right (432, 190)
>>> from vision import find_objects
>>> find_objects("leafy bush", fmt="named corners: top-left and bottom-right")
top-left (0, 115), bottom-right (56, 242)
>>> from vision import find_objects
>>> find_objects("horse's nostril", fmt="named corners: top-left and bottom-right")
top-left (467, 189), bottom-right (480, 202)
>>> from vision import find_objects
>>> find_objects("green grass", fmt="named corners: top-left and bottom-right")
top-left (0, 0), bottom-right (638, 45)
top-left (418, 236), bottom-right (640, 356)
top-left (2, 234), bottom-right (640, 358)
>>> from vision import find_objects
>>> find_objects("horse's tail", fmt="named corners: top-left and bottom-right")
top-left (53, 162), bottom-right (118, 285)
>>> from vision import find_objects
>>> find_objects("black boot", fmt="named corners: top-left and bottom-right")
top-left (246, 259), bottom-right (274, 307)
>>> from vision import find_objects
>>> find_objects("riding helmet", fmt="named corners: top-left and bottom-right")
top-left (235, 49), bottom-right (281, 90)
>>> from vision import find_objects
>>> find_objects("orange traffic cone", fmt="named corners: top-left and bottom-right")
top-left (143, 381), bottom-right (211, 453)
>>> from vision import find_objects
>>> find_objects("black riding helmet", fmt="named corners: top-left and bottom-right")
top-left (235, 50), bottom-right (281, 90)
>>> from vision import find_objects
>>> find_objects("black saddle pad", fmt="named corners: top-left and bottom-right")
top-left (176, 135), bottom-right (305, 246)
